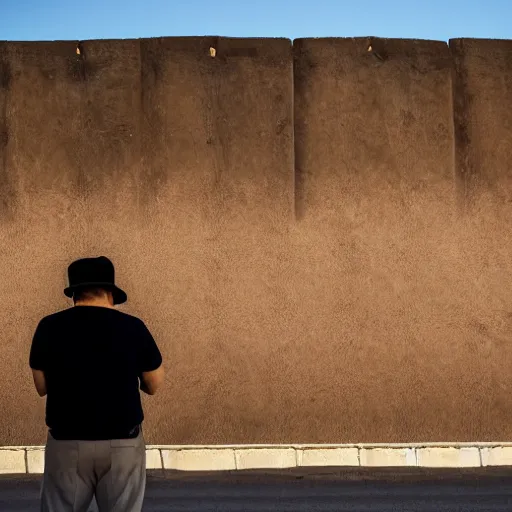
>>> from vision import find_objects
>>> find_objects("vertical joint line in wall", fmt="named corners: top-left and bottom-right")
top-left (448, 38), bottom-right (471, 215)
top-left (448, 39), bottom-right (459, 211)
top-left (357, 446), bottom-right (361, 466)
top-left (159, 449), bottom-right (164, 474)
top-left (291, 39), bottom-right (297, 221)
top-left (24, 449), bottom-right (28, 473)
top-left (478, 447), bottom-right (483, 467)
top-left (77, 41), bottom-right (87, 83)
top-left (76, 39), bottom-right (87, 203)
top-left (0, 45), bottom-right (10, 198)
top-left (234, 450), bottom-right (238, 470)
top-left (138, 38), bottom-right (143, 214)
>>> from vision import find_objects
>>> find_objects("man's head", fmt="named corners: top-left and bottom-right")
top-left (64, 256), bottom-right (127, 305)
top-left (73, 286), bottom-right (114, 307)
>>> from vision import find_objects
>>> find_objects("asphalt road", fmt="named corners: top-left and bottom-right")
top-left (1, 467), bottom-right (512, 511)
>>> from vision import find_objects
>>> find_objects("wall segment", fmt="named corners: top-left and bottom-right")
top-left (0, 37), bottom-right (511, 446)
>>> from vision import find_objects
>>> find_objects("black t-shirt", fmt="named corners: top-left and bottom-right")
top-left (29, 306), bottom-right (162, 440)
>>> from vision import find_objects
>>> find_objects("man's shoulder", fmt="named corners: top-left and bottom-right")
top-left (38, 307), bottom-right (144, 327)
top-left (36, 310), bottom-right (63, 326)
top-left (113, 309), bottom-right (145, 326)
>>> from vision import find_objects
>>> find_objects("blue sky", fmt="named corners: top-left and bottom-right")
top-left (1, 0), bottom-right (511, 42)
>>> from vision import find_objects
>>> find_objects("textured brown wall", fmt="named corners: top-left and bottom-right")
top-left (0, 37), bottom-right (511, 446)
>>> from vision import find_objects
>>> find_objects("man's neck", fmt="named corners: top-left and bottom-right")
top-left (75, 299), bottom-right (114, 309)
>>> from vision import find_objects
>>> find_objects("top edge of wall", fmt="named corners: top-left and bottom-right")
top-left (2, 36), bottom-right (512, 45)
top-left (293, 36), bottom-right (447, 44)
top-left (449, 37), bottom-right (512, 43)
top-left (448, 37), bottom-right (512, 51)
top-left (0, 36), bottom-right (293, 45)
top-left (292, 37), bottom-right (452, 54)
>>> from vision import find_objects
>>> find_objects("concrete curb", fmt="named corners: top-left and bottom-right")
top-left (2, 444), bottom-right (512, 474)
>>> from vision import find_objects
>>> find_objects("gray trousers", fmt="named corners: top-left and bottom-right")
top-left (41, 429), bottom-right (146, 512)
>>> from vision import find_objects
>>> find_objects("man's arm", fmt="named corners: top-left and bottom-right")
top-left (140, 365), bottom-right (165, 395)
top-left (137, 319), bottom-right (164, 395)
top-left (31, 369), bottom-right (47, 397)
top-left (29, 319), bottom-right (48, 397)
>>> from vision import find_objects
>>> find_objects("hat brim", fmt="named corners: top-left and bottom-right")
top-left (64, 282), bottom-right (127, 305)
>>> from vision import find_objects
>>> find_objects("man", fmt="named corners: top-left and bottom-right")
top-left (29, 256), bottom-right (164, 512)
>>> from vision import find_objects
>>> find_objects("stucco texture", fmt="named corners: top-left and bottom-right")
top-left (0, 37), bottom-right (511, 445)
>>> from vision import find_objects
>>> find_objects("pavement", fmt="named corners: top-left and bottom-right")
top-left (1, 467), bottom-right (512, 511)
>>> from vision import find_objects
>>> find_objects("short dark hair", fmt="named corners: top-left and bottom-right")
top-left (73, 286), bottom-right (111, 303)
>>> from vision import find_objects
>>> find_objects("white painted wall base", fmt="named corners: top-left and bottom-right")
top-left (3, 443), bottom-right (512, 474)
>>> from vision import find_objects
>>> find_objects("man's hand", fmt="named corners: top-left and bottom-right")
top-left (139, 365), bottom-right (164, 395)
top-left (139, 378), bottom-right (151, 394)
top-left (31, 369), bottom-right (47, 397)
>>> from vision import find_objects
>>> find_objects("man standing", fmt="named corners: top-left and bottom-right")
top-left (29, 256), bottom-right (164, 512)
